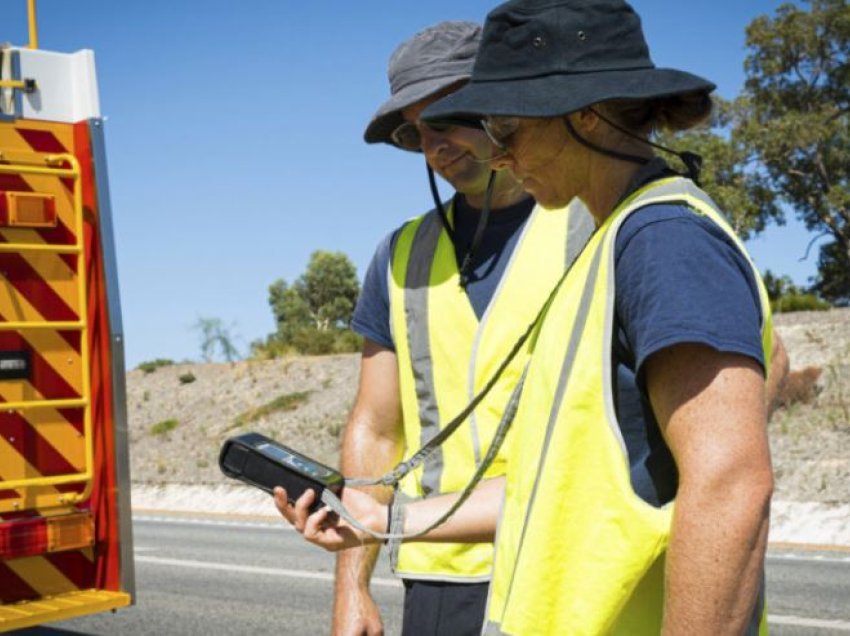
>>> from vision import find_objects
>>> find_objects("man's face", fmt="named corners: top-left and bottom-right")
top-left (400, 91), bottom-right (495, 198)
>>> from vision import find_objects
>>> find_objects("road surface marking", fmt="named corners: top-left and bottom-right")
top-left (134, 555), bottom-right (849, 628)
top-left (134, 555), bottom-right (402, 588)
top-left (767, 553), bottom-right (850, 565)
top-left (134, 514), bottom-right (289, 530)
top-left (769, 614), bottom-right (850, 631)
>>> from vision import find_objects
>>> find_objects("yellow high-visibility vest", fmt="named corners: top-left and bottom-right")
top-left (388, 198), bottom-right (593, 580)
top-left (486, 177), bottom-right (772, 634)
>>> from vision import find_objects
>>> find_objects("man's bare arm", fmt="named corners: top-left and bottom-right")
top-left (333, 339), bottom-right (404, 636)
top-left (646, 343), bottom-right (773, 636)
top-left (766, 330), bottom-right (790, 419)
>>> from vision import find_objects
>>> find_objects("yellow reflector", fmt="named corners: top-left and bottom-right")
top-left (4, 191), bottom-right (58, 227)
top-left (46, 511), bottom-right (94, 552)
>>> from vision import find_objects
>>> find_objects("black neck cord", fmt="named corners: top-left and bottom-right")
top-left (426, 163), bottom-right (496, 288)
top-left (427, 164), bottom-right (457, 245)
top-left (576, 108), bottom-right (704, 185)
top-left (562, 116), bottom-right (652, 168)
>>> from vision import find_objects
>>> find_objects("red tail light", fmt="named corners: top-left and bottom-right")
top-left (0, 516), bottom-right (48, 559)
top-left (0, 512), bottom-right (93, 559)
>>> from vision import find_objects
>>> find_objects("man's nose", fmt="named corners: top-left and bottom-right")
top-left (419, 125), bottom-right (450, 155)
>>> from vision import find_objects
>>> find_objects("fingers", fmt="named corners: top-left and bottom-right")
top-left (303, 506), bottom-right (331, 540)
top-left (274, 487), bottom-right (366, 552)
top-left (274, 486), bottom-right (317, 532)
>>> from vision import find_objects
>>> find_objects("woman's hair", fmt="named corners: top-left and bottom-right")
top-left (596, 90), bottom-right (714, 136)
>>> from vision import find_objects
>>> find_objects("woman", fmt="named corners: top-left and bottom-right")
top-left (277, 1), bottom-right (778, 633)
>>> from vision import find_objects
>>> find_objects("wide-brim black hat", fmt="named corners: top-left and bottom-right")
top-left (422, 0), bottom-right (715, 122)
top-left (364, 21), bottom-right (481, 146)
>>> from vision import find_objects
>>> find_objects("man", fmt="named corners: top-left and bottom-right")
top-left (333, 21), bottom-right (593, 636)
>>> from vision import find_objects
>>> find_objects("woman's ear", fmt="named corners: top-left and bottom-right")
top-left (575, 108), bottom-right (601, 133)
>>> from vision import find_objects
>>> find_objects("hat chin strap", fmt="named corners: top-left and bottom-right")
top-left (563, 113), bottom-right (703, 185)
top-left (427, 163), bottom-right (495, 288)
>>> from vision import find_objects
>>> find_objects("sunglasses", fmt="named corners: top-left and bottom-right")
top-left (390, 120), bottom-right (455, 151)
top-left (481, 116), bottom-right (520, 150)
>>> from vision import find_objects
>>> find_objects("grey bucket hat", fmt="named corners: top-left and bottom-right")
top-left (423, 0), bottom-right (715, 122)
top-left (364, 21), bottom-right (481, 146)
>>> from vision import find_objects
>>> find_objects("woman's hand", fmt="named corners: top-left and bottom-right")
top-left (274, 486), bottom-right (387, 552)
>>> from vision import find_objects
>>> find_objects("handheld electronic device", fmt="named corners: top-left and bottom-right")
top-left (219, 432), bottom-right (344, 513)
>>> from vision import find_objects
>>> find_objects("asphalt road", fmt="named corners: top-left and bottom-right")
top-left (12, 514), bottom-right (850, 636)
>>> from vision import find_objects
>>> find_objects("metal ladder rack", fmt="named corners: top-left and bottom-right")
top-left (0, 152), bottom-right (94, 507)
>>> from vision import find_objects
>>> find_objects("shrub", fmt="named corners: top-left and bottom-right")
top-left (150, 418), bottom-right (179, 436)
top-left (771, 293), bottom-right (831, 313)
top-left (137, 358), bottom-right (175, 374)
top-left (249, 336), bottom-right (294, 360)
top-left (291, 327), bottom-right (336, 355)
top-left (178, 372), bottom-right (196, 385)
top-left (232, 391), bottom-right (311, 428)
top-left (333, 329), bottom-right (363, 353)
top-left (249, 327), bottom-right (361, 359)
top-left (776, 366), bottom-right (822, 409)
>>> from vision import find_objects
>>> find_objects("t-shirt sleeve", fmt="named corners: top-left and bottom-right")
top-left (614, 204), bottom-right (765, 382)
top-left (351, 230), bottom-right (397, 350)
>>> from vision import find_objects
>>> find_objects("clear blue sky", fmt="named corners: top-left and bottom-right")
top-left (1, 1), bottom-right (819, 368)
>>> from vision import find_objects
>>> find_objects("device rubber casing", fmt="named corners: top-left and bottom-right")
top-left (219, 432), bottom-right (344, 513)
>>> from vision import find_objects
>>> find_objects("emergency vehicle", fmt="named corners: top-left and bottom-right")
top-left (0, 1), bottom-right (134, 630)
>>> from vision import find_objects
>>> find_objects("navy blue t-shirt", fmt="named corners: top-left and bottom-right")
top-left (352, 195), bottom-right (535, 349)
top-left (612, 204), bottom-right (764, 506)
top-left (353, 170), bottom-right (764, 507)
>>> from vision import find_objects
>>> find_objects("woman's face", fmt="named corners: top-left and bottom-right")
top-left (487, 116), bottom-right (582, 209)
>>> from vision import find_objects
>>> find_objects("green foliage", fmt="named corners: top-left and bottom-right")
top-left (178, 372), bottom-right (196, 385)
top-left (762, 269), bottom-right (831, 312)
top-left (266, 250), bottom-right (361, 356)
top-left (269, 281), bottom-right (313, 344)
top-left (332, 329), bottom-right (363, 354)
top-left (659, 97), bottom-right (782, 239)
top-left (249, 335), bottom-right (294, 360)
top-left (150, 418), bottom-right (179, 436)
top-left (812, 240), bottom-right (850, 306)
top-left (290, 327), bottom-right (337, 355)
top-left (665, 2), bottom-right (850, 298)
top-left (137, 358), bottom-right (174, 374)
top-left (232, 391), bottom-right (311, 428)
top-left (739, 0), bottom-right (850, 296)
top-left (193, 317), bottom-right (241, 362)
top-left (772, 292), bottom-right (831, 313)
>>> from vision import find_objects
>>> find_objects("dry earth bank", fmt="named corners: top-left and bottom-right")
top-left (128, 309), bottom-right (850, 541)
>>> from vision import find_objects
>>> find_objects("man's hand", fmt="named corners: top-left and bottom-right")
top-left (273, 486), bottom-right (387, 551)
top-left (766, 330), bottom-right (790, 419)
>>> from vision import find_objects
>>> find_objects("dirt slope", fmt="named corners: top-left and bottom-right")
top-left (128, 309), bottom-right (850, 504)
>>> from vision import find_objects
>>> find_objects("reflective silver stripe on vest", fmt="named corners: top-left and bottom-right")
top-left (468, 200), bottom-right (594, 466)
top-left (565, 198), bottom-right (595, 270)
top-left (493, 244), bottom-right (605, 629)
top-left (404, 211), bottom-right (446, 497)
top-left (466, 205), bottom-right (539, 466)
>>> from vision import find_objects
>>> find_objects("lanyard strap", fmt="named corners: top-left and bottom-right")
top-left (323, 370), bottom-right (527, 541)
top-left (332, 210), bottom-right (599, 540)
